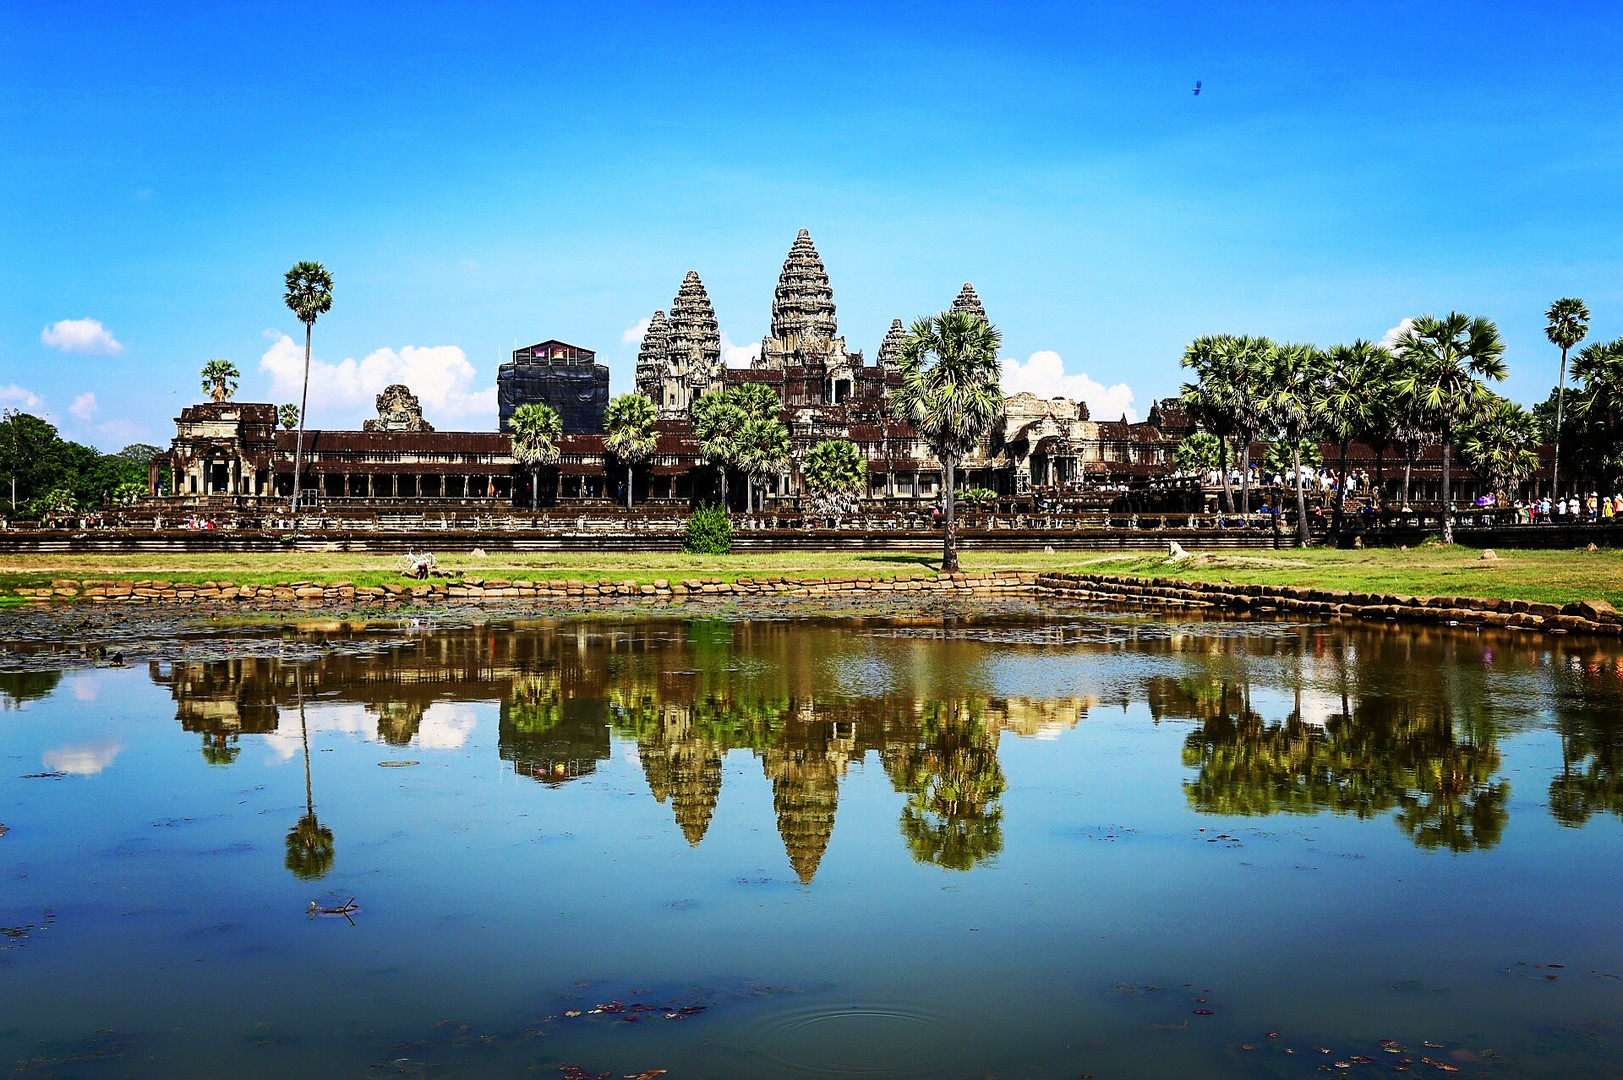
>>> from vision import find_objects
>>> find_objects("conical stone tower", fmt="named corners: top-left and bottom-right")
top-left (634, 309), bottom-right (670, 406)
top-left (875, 318), bottom-right (906, 371)
top-left (951, 283), bottom-right (987, 321)
top-left (665, 271), bottom-right (722, 417)
top-left (763, 741), bottom-right (840, 885)
top-left (770, 229), bottom-right (837, 341)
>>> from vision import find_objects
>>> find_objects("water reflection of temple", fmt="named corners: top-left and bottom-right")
top-left (141, 616), bottom-right (1607, 873)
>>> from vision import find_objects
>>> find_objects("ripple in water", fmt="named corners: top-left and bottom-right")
top-left (740, 1001), bottom-right (949, 1079)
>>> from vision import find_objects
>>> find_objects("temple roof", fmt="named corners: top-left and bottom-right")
top-left (769, 229), bottom-right (838, 341)
top-left (876, 318), bottom-right (906, 371)
top-left (951, 283), bottom-right (987, 321)
top-left (667, 272), bottom-right (721, 376)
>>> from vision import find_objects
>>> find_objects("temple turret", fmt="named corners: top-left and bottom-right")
top-left (951, 283), bottom-right (987, 322)
top-left (876, 319), bottom-right (906, 371)
top-left (769, 229), bottom-right (838, 341)
top-left (662, 272), bottom-right (723, 417)
top-left (634, 310), bottom-right (670, 406)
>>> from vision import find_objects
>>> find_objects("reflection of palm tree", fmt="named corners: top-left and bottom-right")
top-left (201, 732), bottom-right (240, 766)
top-left (285, 683), bottom-right (335, 880)
top-left (886, 698), bottom-right (1006, 871)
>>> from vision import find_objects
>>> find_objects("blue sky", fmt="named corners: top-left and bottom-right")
top-left (4, 1), bottom-right (1621, 448)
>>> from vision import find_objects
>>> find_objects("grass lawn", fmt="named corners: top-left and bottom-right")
top-left (0, 544), bottom-right (1619, 608)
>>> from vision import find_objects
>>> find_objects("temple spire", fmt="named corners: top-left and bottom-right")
top-left (876, 318), bottom-right (906, 371)
top-left (769, 229), bottom-right (837, 341)
top-left (950, 282), bottom-right (987, 322)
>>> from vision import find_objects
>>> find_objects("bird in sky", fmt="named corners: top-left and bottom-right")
top-left (1193, 80), bottom-right (1202, 96)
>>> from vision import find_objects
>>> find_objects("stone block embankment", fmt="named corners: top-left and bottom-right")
top-left (5, 571), bottom-right (1038, 608)
top-left (1033, 572), bottom-right (1623, 638)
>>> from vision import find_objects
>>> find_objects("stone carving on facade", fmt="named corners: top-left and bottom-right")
top-left (758, 229), bottom-right (858, 375)
top-left (659, 271), bottom-right (723, 418)
top-left (363, 384), bottom-right (434, 433)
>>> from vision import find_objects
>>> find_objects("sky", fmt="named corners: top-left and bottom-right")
top-left (4, 1), bottom-right (1621, 449)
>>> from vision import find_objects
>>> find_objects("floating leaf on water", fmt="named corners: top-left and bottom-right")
top-left (1546, 974), bottom-right (1559, 981)
top-left (378, 760), bottom-right (419, 768)
top-left (1378, 1039), bottom-right (1398, 1047)
top-left (1351, 1055), bottom-right (1374, 1063)
top-left (677, 1006), bottom-right (705, 1015)
top-left (624, 1071), bottom-right (667, 1080)
top-left (563, 1010), bottom-right (581, 1018)
top-left (1424, 1041), bottom-right (1444, 1049)
top-left (1193, 1009), bottom-right (1215, 1016)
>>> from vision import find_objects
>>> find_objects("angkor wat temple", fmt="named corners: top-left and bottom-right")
top-left (156, 229), bottom-right (1184, 512)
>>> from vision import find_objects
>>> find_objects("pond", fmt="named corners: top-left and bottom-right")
top-left (3, 604), bottom-right (1623, 1079)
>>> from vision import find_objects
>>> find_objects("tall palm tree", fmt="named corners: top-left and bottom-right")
top-left (1570, 337), bottom-right (1623, 491)
top-left (284, 262), bottom-right (334, 513)
top-left (1318, 340), bottom-right (1388, 543)
top-left (1545, 298), bottom-right (1589, 500)
top-left (604, 393), bottom-right (658, 510)
top-left (509, 402), bottom-right (562, 509)
top-left (200, 359), bottom-right (240, 402)
top-left (1219, 335), bottom-right (1273, 514)
top-left (892, 309), bottom-right (1003, 573)
top-left (692, 388), bottom-right (745, 510)
top-left (732, 384), bottom-right (789, 513)
top-left (1263, 342), bottom-right (1328, 547)
top-left (1180, 336), bottom-right (1238, 513)
top-left (1393, 313), bottom-right (1507, 544)
top-left (277, 403), bottom-right (300, 431)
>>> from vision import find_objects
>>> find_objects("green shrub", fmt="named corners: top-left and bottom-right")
top-left (683, 502), bottom-right (732, 554)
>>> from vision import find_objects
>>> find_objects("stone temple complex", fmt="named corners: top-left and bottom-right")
top-left (156, 227), bottom-right (1205, 512)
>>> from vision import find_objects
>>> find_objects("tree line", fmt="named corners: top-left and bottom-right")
top-left (1176, 301), bottom-right (1623, 545)
top-left (0, 410), bottom-right (157, 521)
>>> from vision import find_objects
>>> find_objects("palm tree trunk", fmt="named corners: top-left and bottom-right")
top-left (298, 672), bottom-right (313, 818)
top-left (1218, 436), bottom-right (1234, 513)
top-left (1441, 416), bottom-right (1454, 545)
top-left (1240, 437), bottom-right (1252, 515)
top-left (1375, 447), bottom-right (1386, 507)
top-left (719, 464), bottom-right (728, 511)
top-left (1402, 457), bottom-right (1413, 508)
top-left (531, 468), bottom-right (539, 510)
top-left (1333, 439), bottom-right (1350, 544)
top-left (942, 454), bottom-right (959, 573)
top-left (1293, 442), bottom-right (1309, 547)
top-left (290, 322), bottom-right (312, 513)
top-left (626, 463), bottom-right (634, 510)
top-left (1552, 346), bottom-right (1567, 499)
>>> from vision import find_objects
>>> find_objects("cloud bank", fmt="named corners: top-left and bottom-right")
top-left (42, 318), bottom-right (123, 356)
top-left (1000, 350), bottom-right (1138, 422)
top-left (259, 331), bottom-right (497, 429)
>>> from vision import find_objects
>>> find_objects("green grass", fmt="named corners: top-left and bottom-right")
top-left (1095, 545), bottom-right (1623, 608)
top-left (2, 545), bottom-right (1621, 608)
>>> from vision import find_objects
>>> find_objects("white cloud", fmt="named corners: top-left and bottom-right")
top-left (258, 331), bottom-right (497, 429)
top-left (622, 317), bottom-right (652, 345)
top-left (70, 392), bottom-right (98, 422)
top-left (0, 384), bottom-right (44, 409)
top-left (721, 332), bottom-right (760, 368)
top-left (41, 318), bottom-right (123, 356)
top-left (415, 702), bottom-right (479, 750)
top-left (43, 740), bottom-right (121, 776)
top-left (1000, 350), bottom-right (1138, 422)
top-left (1379, 318), bottom-right (1416, 351)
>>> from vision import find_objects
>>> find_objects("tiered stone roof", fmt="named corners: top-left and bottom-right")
top-left (951, 282), bottom-right (987, 321)
top-left (769, 229), bottom-right (838, 341)
top-left (634, 309), bottom-right (669, 399)
top-left (876, 319), bottom-right (906, 371)
top-left (668, 271), bottom-right (721, 387)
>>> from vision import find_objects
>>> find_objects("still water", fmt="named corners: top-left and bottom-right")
top-left (3, 606), bottom-right (1623, 1079)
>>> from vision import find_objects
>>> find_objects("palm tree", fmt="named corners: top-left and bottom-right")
top-left (733, 385), bottom-right (789, 513)
top-left (1545, 298), bottom-right (1590, 500)
top-left (1570, 337), bottom-right (1623, 491)
top-left (509, 402), bottom-right (562, 509)
top-left (692, 388), bottom-right (745, 510)
top-left (604, 393), bottom-right (658, 509)
top-left (277, 403), bottom-right (300, 430)
top-left (1263, 342), bottom-right (1328, 547)
top-left (1458, 396), bottom-right (1540, 502)
top-left (1318, 340), bottom-right (1388, 543)
top-left (200, 359), bottom-right (240, 402)
top-left (1180, 336), bottom-right (1238, 512)
top-left (803, 438), bottom-right (867, 521)
top-left (284, 262), bottom-right (334, 513)
top-left (892, 309), bottom-right (1003, 573)
top-left (1393, 313), bottom-right (1507, 543)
